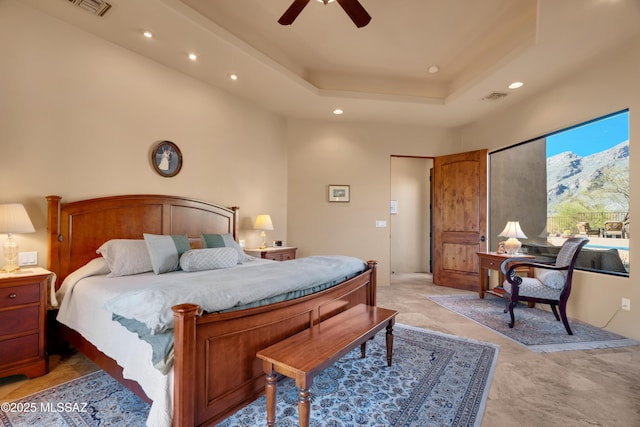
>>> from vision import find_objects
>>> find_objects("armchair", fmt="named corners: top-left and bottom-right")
top-left (604, 221), bottom-right (625, 238)
top-left (500, 237), bottom-right (588, 335)
top-left (576, 222), bottom-right (600, 237)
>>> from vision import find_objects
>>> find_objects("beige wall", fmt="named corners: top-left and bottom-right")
top-left (459, 35), bottom-right (640, 340)
top-left (390, 157), bottom-right (433, 273)
top-left (285, 120), bottom-right (458, 285)
top-left (0, 1), bottom-right (288, 259)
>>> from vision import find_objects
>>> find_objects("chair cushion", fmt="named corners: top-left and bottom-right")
top-left (503, 277), bottom-right (563, 300)
top-left (535, 269), bottom-right (566, 289)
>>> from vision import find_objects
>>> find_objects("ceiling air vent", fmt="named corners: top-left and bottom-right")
top-left (482, 92), bottom-right (508, 101)
top-left (67, 0), bottom-right (112, 16)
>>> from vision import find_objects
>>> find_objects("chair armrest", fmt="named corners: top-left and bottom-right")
top-left (500, 258), bottom-right (569, 286)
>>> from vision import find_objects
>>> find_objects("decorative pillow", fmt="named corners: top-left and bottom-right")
top-left (200, 233), bottom-right (250, 263)
top-left (96, 239), bottom-right (153, 277)
top-left (143, 233), bottom-right (191, 274)
top-left (179, 247), bottom-right (239, 272)
top-left (535, 268), bottom-right (567, 290)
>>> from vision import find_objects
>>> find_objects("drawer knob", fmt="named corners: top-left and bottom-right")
top-left (8, 293), bottom-right (17, 299)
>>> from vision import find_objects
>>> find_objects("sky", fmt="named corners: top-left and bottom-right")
top-left (546, 110), bottom-right (629, 158)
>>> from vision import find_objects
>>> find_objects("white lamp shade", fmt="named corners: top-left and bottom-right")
top-left (498, 221), bottom-right (527, 239)
top-left (0, 203), bottom-right (35, 234)
top-left (254, 214), bottom-right (274, 231)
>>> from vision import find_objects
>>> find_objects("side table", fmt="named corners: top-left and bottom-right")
top-left (476, 252), bottom-right (534, 299)
top-left (245, 247), bottom-right (297, 261)
top-left (0, 267), bottom-right (53, 379)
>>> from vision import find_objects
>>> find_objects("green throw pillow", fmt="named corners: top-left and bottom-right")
top-left (143, 233), bottom-right (191, 274)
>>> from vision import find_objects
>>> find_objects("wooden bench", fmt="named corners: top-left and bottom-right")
top-left (256, 304), bottom-right (398, 427)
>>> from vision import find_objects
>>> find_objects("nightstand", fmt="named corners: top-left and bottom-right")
top-left (0, 268), bottom-right (52, 379)
top-left (245, 247), bottom-right (297, 261)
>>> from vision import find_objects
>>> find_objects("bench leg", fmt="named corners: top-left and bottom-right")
top-left (265, 371), bottom-right (277, 427)
top-left (360, 341), bottom-right (366, 358)
top-left (297, 388), bottom-right (311, 427)
top-left (386, 321), bottom-right (394, 367)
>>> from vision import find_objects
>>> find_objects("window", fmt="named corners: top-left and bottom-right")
top-left (490, 110), bottom-right (629, 276)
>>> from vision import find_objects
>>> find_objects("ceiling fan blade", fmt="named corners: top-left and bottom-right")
top-left (336, 0), bottom-right (371, 28)
top-left (278, 0), bottom-right (311, 25)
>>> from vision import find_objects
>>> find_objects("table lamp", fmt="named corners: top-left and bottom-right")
top-left (498, 221), bottom-right (527, 255)
top-left (0, 203), bottom-right (36, 272)
top-left (254, 214), bottom-right (274, 249)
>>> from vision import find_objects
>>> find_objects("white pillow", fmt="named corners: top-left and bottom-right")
top-left (535, 268), bottom-right (567, 289)
top-left (96, 239), bottom-right (153, 277)
top-left (179, 247), bottom-right (239, 272)
top-left (200, 233), bottom-right (251, 263)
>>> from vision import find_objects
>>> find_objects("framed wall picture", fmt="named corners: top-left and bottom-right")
top-left (496, 241), bottom-right (506, 254)
top-left (328, 185), bottom-right (350, 202)
top-left (151, 141), bottom-right (182, 177)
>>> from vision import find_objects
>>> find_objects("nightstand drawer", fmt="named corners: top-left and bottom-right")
top-left (0, 334), bottom-right (39, 366)
top-left (264, 252), bottom-right (282, 261)
top-left (0, 284), bottom-right (40, 309)
top-left (0, 306), bottom-right (39, 336)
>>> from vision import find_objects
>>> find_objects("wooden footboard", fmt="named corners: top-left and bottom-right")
top-left (173, 261), bottom-right (377, 427)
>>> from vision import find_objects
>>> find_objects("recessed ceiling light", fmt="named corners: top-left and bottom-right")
top-left (143, 31), bottom-right (153, 39)
top-left (508, 81), bottom-right (524, 89)
top-left (428, 65), bottom-right (440, 74)
top-left (188, 53), bottom-right (197, 61)
top-left (229, 74), bottom-right (238, 81)
top-left (333, 109), bottom-right (343, 115)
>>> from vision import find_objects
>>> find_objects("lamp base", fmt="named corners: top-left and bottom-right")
top-left (0, 264), bottom-right (20, 273)
top-left (504, 237), bottom-right (522, 256)
top-left (2, 234), bottom-right (20, 273)
top-left (259, 231), bottom-right (267, 249)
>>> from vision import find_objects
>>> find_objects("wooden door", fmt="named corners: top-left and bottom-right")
top-left (433, 149), bottom-right (487, 290)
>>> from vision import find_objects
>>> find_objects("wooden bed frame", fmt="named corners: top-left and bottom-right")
top-left (46, 194), bottom-right (377, 427)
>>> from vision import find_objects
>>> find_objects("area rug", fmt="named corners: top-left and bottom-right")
top-left (1, 324), bottom-right (498, 427)
top-left (428, 294), bottom-right (640, 352)
top-left (0, 370), bottom-right (149, 426)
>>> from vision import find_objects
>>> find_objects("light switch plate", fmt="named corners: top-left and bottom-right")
top-left (18, 251), bottom-right (38, 266)
top-left (375, 220), bottom-right (387, 228)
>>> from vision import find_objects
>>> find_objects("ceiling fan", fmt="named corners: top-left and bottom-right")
top-left (278, 0), bottom-right (371, 28)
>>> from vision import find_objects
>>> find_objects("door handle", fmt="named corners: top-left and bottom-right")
top-left (480, 235), bottom-right (486, 242)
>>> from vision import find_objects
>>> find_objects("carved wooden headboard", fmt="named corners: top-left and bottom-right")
top-left (46, 194), bottom-right (239, 285)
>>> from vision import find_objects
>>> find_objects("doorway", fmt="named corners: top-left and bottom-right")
top-left (390, 156), bottom-right (433, 274)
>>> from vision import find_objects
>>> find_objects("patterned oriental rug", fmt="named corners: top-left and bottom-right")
top-left (428, 294), bottom-right (640, 352)
top-left (1, 324), bottom-right (498, 427)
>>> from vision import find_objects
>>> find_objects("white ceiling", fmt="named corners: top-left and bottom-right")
top-left (23, 0), bottom-right (640, 127)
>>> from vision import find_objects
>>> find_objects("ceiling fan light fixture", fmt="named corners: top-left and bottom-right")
top-left (316, 0), bottom-right (336, 4)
